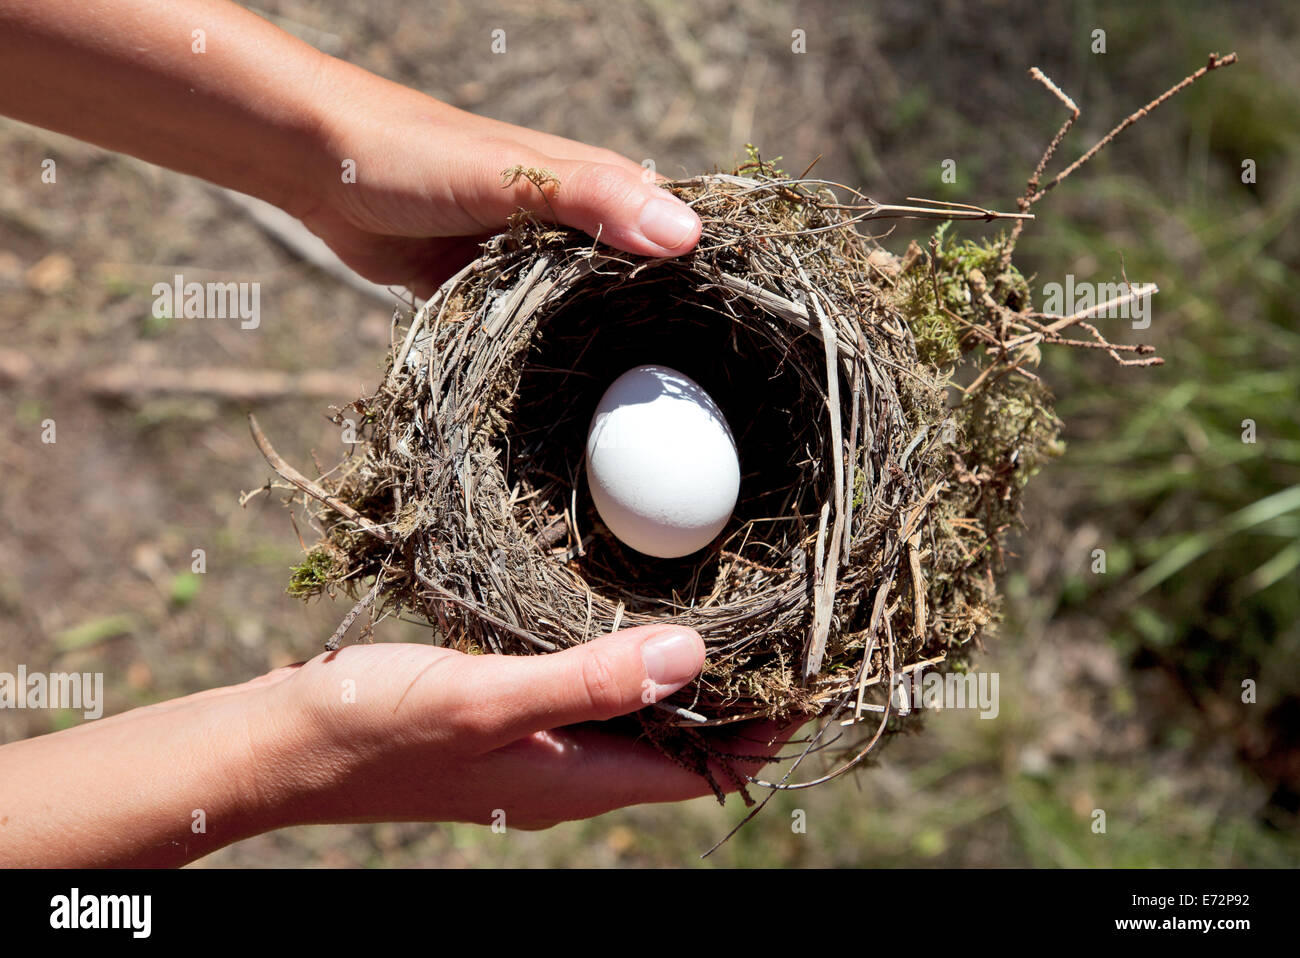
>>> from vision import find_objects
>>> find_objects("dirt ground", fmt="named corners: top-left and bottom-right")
top-left (2, 0), bottom-right (1296, 866)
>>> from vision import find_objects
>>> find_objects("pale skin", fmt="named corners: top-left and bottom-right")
top-left (0, 1), bottom-right (791, 866)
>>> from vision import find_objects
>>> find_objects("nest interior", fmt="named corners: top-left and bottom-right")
top-left (273, 157), bottom-right (1071, 799)
top-left (509, 281), bottom-right (812, 585)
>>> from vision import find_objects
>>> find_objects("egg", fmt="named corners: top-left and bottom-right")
top-left (585, 364), bottom-right (740, 559)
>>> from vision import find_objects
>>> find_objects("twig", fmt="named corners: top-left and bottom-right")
top-left (1028, 53), bottom-right (1237, 205)
top-left (247, 413), bottom-right (393, 543)
top-left (326, 574), bottom-right (385, 651)
top-left (652, 701), bottom-right (708, 723)
top-left (998, 66), bottom-right (1080, 272)
top-left (1004, 283), bottom-right (1159, 346)
top-left (997, 53), bottom-right (1237, 274)
top-left (825, 198), bottom-right (1033, 222)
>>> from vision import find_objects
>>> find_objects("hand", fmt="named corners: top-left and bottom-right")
top-left (0, 624), bottom-right (797, 866)
top-left (251, 625), bottom-right (794, 832)
top-left (296, 68), bottom-right (703, 295)
top-left (0, 1), bottom-right (703, 300)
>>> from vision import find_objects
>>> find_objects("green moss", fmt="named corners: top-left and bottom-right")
top-left (738, 142), bottom-right (786, 178)
top-left (962, 374), bottom-right (1066, 489)
top-left (851, 467), bottom-right (869, 509)
top-left (910, 305), bottom-right (964, 369)
top-left (877, 223), bottom-right (1066, 665)
top-left (287, 548), bottom-right (337, 598)
top-left (892, 222), bottom-right (1032, 369)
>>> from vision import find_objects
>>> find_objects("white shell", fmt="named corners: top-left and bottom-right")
top-left (585, 364), bottom-right (740, 559)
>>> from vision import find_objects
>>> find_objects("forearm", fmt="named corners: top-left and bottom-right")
top-left (0, 676), bottom-right (296, 867)
top-left (0, 0), bottom-right (340, 217)
top-left (0, 635), bottom-right (756, 866)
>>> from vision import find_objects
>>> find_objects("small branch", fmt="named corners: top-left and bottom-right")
top-left (1, 351), bottom-right (368, 403)
top-left (1004, 283), bottom-right (1159, 347)
top-left (998, 53), bottom-right (1237, 274)
top-left (326, 575), bottom-right (384, 651)
top-left (826, 198), bottom-right (1033, 222)
top-left (247, 413), bottom-right (393, 543)
top-left (1029, 52), bottom-right (1238, 205)
top-left (83, 365), bottom-right (366, 402)
top-left (998, 67), bottom-right (1081, 271)
top-left (652, 701), bottom-right (709, 723)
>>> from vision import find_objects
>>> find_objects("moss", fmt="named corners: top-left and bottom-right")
top-left (851, 466), bottom-right (869, 509)
top-left (892, 222), bottom-right (1032, 369)
top-left (962, 374), bottom-right (1066, 490)
top-left (287, 547), bottom-right (337, 598)
top-left (876, 223), bottom-right (1066, 672)
top-left (910, 309), bottom-right (963, 369)
top-left (739, 142), bottom-right (785, 178)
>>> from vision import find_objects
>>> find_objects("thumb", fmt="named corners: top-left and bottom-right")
top-left (541, 156), bottom-right (702, 257)
top-left (446, 624), bottom-right (705, 752)
top-left (475, 147), bottom-right (701, 258)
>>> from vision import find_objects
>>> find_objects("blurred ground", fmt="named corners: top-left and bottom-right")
top-left (1, 0), bottom-right (1297, 866)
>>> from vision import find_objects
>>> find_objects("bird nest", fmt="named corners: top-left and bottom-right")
top-left (253, 140), bottom-right (1168, 802)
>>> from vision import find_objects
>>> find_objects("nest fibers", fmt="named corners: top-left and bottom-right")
top-left (254, 156), bottom-right (1152, 802)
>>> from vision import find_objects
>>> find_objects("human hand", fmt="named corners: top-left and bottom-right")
top-left (0, 1), bottom-right (702, 300)
top-left (248, 624), bottom-right (793, 832)
top-left (293, 64), bottom-right (703, 295)
top-left (0, 623), bottom-right (795, 868)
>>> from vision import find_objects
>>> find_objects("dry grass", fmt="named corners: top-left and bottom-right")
top-left (252, 153), bottom-right (1080, 805)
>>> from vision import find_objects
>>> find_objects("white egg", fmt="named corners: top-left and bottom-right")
top-left (585, 364), bottom-right (740, 559)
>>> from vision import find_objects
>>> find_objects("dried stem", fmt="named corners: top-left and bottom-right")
top-left (1029, 52), bottom-right (1237, 205)
top-left (247, 413), bottom-right (393, 544)
top-left (998, 52), bottom-right (1238, 273)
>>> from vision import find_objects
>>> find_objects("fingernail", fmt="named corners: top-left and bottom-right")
top-left (638, 195), bottom-right (698, 250)
top-left (641, 628), bottom-right (702, 687)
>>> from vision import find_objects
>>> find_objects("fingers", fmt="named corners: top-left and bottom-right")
top-left (449, 138), bottom-right (701, 258)
top-left (701, 717), bottom-right (806, 786)
top-left (449, 718), bottom-right (802, 829)
top-left (460, 112), bottom-right (651, 181)
top-left (541, 154), bottom-right (702, 257)
top-left (452, 724), bottom-right (721, 826)
top-left (441, 624), bottom-right (705, 753)
top-left (434, 101), bottom-right (658, 182)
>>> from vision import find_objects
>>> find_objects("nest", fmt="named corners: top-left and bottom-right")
top-left (255, 148), bottom-right (1163, 803)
